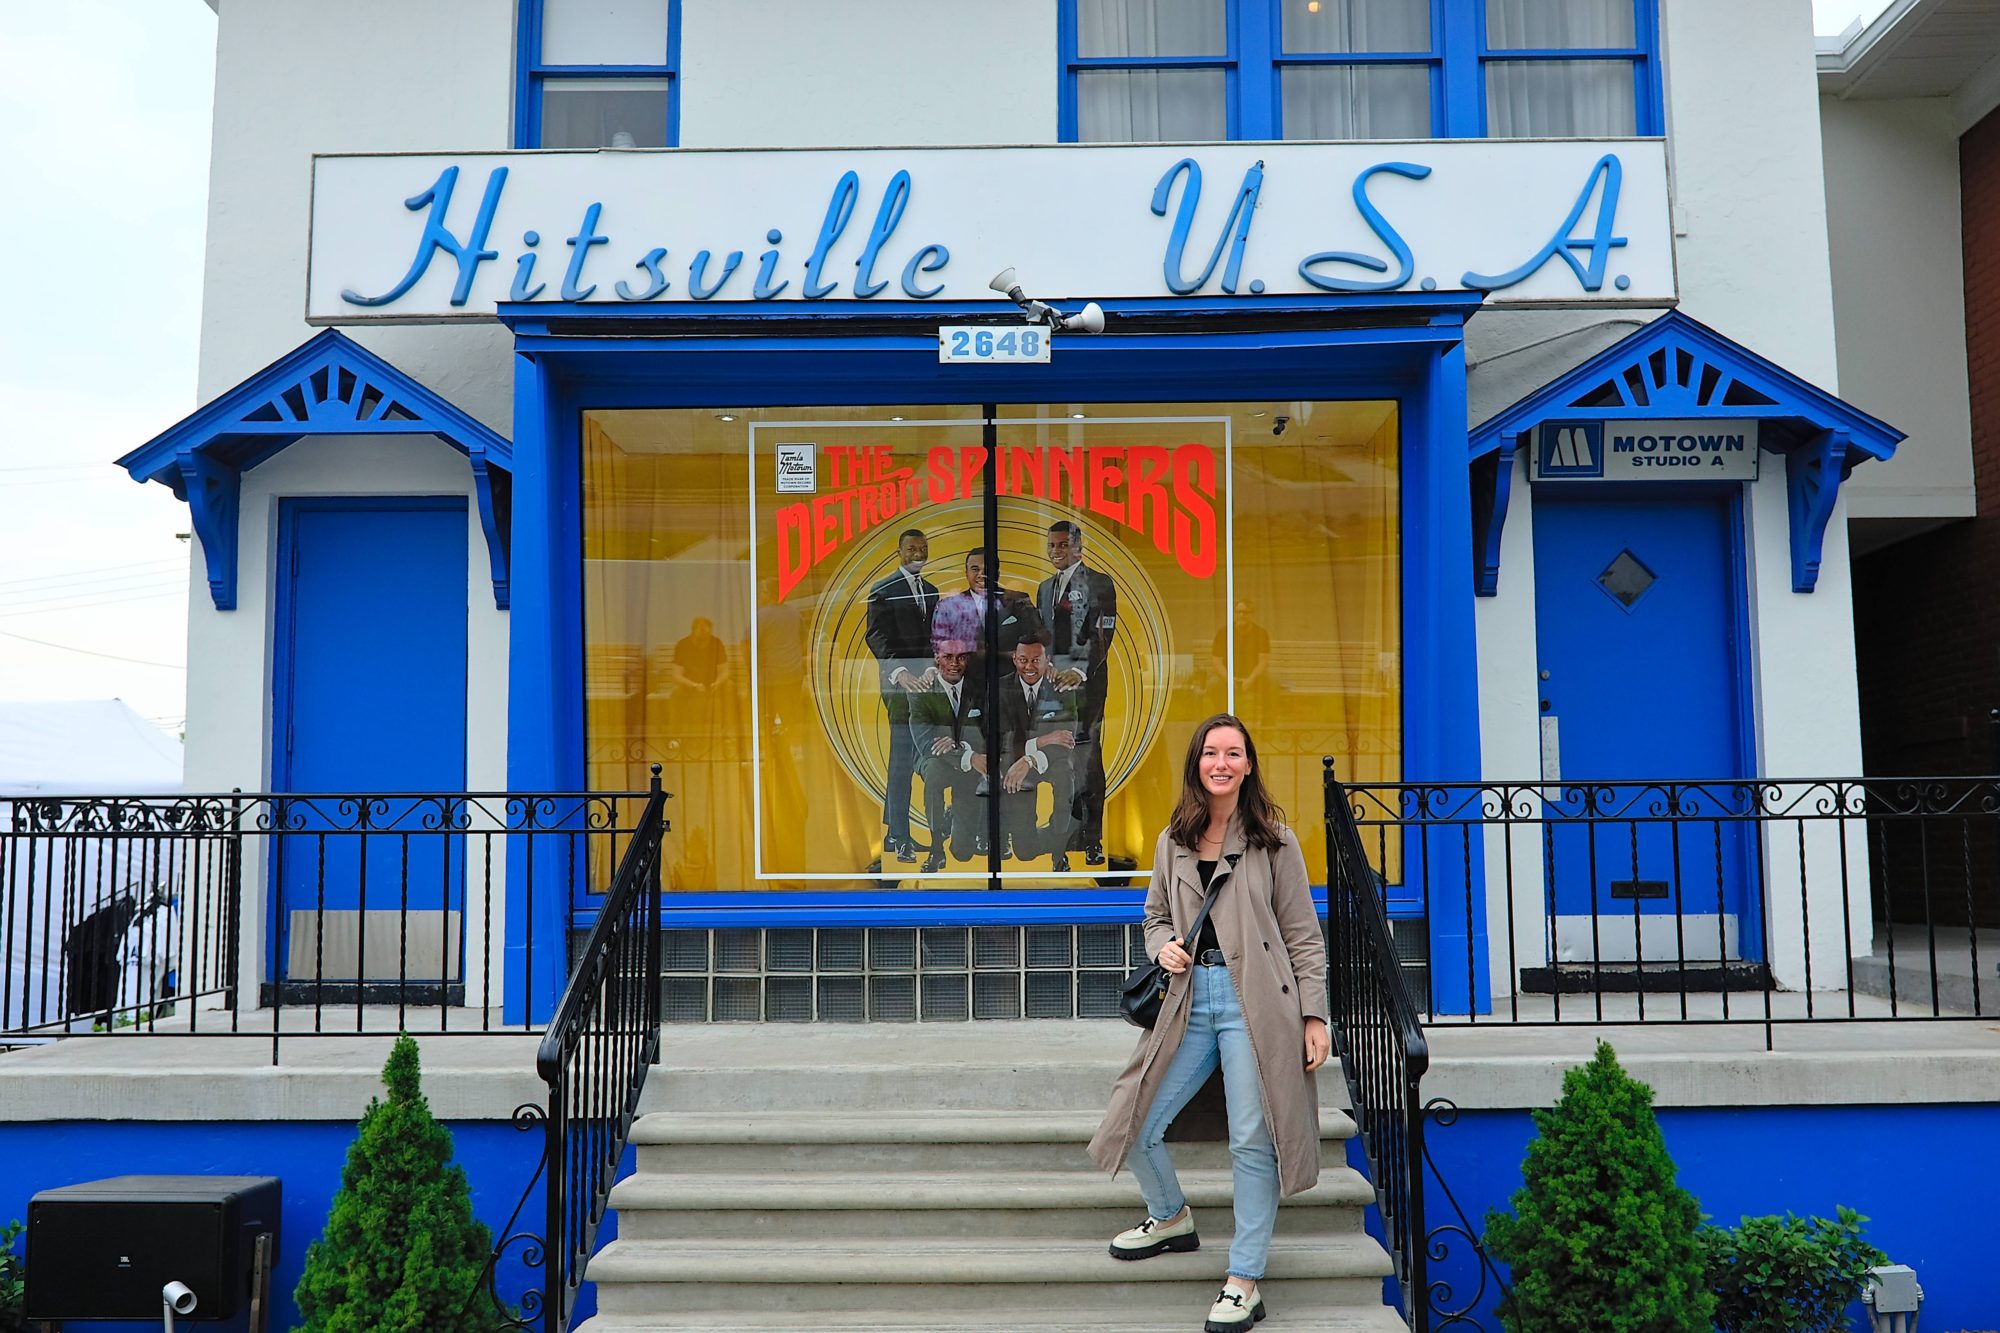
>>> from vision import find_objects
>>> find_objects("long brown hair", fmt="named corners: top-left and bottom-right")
top-left (1168, 713), bottom-right (1287, 852)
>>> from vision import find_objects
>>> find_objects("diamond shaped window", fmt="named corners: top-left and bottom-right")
top-left (1597, 549), bottom-right (1657, 609)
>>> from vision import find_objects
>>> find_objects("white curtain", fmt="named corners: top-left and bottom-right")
top-left (1282, 64), bottom-right (1429, 140)
top-left (1077, 0), bottom-right (1227, 141)
top-left (1484, 0), bottom-right (1635, 137)
top-left (1281, 0), bottom-right (1429, 54)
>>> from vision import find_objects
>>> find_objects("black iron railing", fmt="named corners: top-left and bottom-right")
top-left (1322, 759), bottom-right (1431, 1327)
top-left (1345, 778), bottom-right (2000, 1041)
top-left (1, 790), bottom-right (646, 1059)
top-left (531, 770), bottom-right (667, 1333)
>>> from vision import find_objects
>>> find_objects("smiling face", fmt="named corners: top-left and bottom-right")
top-left (965, 551), bottom-right (988, 594)
top-left (1046, 527), bottom-right (1081, 572)
top-left (1198, 725), bottom-right (1251, 801)
top-left (898, 533), bottom-right (930, 568)
top-left (934, 644), bottom-right (970, 684)
top-left (1012, 638), bottom-right (1047, 684)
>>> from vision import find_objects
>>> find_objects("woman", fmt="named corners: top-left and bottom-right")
top-left (1088, 715), bottom-right (1332, 1332)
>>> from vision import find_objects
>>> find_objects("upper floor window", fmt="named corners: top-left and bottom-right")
top-left (1059, 0), bottom-right (1660, 142)
top-left (515, 0), bottom-right (681, 149)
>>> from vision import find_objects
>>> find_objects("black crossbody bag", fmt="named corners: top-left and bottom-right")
top-left (1119, 852), bottom-right (1238, 1029)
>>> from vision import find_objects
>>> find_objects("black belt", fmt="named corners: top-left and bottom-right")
top-left (1196, 949), bottom-right (1228, 967)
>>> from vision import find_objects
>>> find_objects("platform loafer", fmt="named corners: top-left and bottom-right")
top-left (1203, 1286), bottom-right (1266, 1331)
top-left (1107, 1207), bottom-right (1200, 1260)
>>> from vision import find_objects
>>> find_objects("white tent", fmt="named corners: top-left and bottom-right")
top-left (0, 699), bottom-right (182, 798)
top-left (2, 701), bottom-right (185, 1032)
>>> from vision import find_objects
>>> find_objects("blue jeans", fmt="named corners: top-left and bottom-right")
top-left (1124, 962), bottom-right (1281, 1281)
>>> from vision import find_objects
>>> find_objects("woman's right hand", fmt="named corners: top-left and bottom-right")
top-left (1158, 937), bottom-right (1192, 974)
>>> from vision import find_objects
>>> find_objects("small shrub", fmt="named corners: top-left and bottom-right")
top-left (1484, 1041), bottom-right (1713, 1333)
top-left (0, 1219), bottom-right (24, 1333)
top-left (1701, 1206), bottom-right (1888, 1333)
top-left (293, 1034), bottom-right (497, 1333)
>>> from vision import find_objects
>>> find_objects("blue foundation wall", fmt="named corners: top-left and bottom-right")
top-left (1368, 1102), bottom-right (2000, 1330)
top-left (0, 1119), bottom-right (573, 1333)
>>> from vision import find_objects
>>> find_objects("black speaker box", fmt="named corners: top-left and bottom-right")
top-left (25, 1175), bottom-right (280, 1321)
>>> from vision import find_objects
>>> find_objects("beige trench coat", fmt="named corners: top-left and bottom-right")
top-left (1087, 817), bottom-right (1331, 1197)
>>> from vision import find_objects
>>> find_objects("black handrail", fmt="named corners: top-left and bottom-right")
top-left (1322, 758), bottom-right (1431, 1330)
top-left (533, 767), bottom-right (667, 1332)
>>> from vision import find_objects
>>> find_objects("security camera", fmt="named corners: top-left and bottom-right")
top-left (1272, 415), bottom-right (1290, 436)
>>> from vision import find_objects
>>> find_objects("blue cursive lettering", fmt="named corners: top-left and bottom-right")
top-left (754, 229), bottom-right (790, 299)
top-left (1150, 158), bottom-right (1262, 296)
top-left (615, 247), bottom-right (671, 301)
top-left (562, 202), bottom-right (609, 302)
top-left (1463, 154), bottom-right (1626, 292)
top-left (900, 243), bottom-right (949, 298)
top-left (804, 171), bottom-right (860, 299)
top-left (343, 165), bottom-right (507, 308)
top-left (853, 170), bottom-right (911, 299)
top-left (688, 248), bottom-right (743, 300)
top-left (1297, 161), bottom-right (1428, 294)
top-left (509, 230), bottom-right (545, 302)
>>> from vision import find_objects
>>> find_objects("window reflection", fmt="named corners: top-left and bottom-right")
top-left (582, 401), bottom-right (1400, 893)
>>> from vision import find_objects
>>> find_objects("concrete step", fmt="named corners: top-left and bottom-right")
top-left (578, 1308), bottom-right (1410, 1332)
top-left (629, 1109), bottom-right (1360, 1174)
top-left (587, 1235), bottom-right (1396, 1319)
top-left (608, 1166), bottom-right (1378, 1240)
top-left (638, 1023), bottom-right (1356, 1114)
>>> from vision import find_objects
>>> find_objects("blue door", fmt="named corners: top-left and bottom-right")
top-left (273, 499), bottom-right (469, 993)
top-left (1531, 490), bottom-right (1759, 964)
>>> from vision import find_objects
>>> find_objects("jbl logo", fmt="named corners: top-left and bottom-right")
top-left (1539, 422), bottom-right (1604, 478)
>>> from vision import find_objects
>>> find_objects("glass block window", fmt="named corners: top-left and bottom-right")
top-left (1061, 0), bottom-right (1660, 141)
top-left (517, 0), bottom-right (679, 148)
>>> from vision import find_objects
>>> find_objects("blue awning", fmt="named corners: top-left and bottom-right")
top-left (118, 330), bottom-right (513, 610)
top-left (1467, 310), bottom-right (1903, 594)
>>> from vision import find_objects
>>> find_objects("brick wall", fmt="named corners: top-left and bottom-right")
top-left (1852, 106), bottom-right (2000, 788)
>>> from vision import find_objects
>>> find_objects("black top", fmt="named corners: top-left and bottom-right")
top-left (1194, 859), bottom-right (1220, 957)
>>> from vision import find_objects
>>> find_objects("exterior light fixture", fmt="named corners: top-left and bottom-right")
top-left (988, 268), bottom-right (1106, 334)
top-left (1863, 1265), bottom-right (1922, 1333)
top-left (1071, 413), bottom-right (1086, 420)
top-left (718, 414), bottom-right (737, 422)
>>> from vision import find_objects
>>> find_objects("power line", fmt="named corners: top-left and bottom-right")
top-left (0, 558), bottom-right (182, 592)
top-left (0, 629), bottom-right (185, 669)
top-left (0, 587), bottom-right (185, 618)
top-left (0, 578), bottom-right (186, 612)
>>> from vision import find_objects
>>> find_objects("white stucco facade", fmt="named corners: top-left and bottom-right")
top-left (150, 0), bottom-right (1923, 1000)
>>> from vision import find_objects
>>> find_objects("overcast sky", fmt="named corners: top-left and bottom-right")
top-left (0, 0), bottom-right (1911, 744)
top-left (0, 3), bottom-right (215, 735)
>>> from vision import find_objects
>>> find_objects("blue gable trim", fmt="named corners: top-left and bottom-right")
top-left (1466, 311), bottom-right (1903, 594)
top-left (116, 329), bottom-right (514, 610)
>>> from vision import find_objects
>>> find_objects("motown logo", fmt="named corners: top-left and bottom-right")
top-left (774, 442), bottom-right (1219, 599)
top-left (1537, 422), bottom-right (1605, 478)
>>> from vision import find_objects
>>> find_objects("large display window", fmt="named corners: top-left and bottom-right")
top-left (583, 399), bottom-right (1399, 892)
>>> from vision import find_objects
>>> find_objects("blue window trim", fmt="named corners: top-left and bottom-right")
top-left (497, 304), bottom-right (1489, 1019)
top-left (1058, 0), bottom-right (1661, 142)
top-left (513, 0), bottom-right (683, 149)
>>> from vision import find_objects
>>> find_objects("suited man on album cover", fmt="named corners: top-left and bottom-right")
top-left (863, 528), bottom-right (938, 865)
top-left (908, 637), bottom-right (989, 872)
top-left (931, 549), bottom-right (1046, 667)
top-left (1036, 520), bottom-right (1117, 865)
top-left (998, 635), bottom-right (1083, 871)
